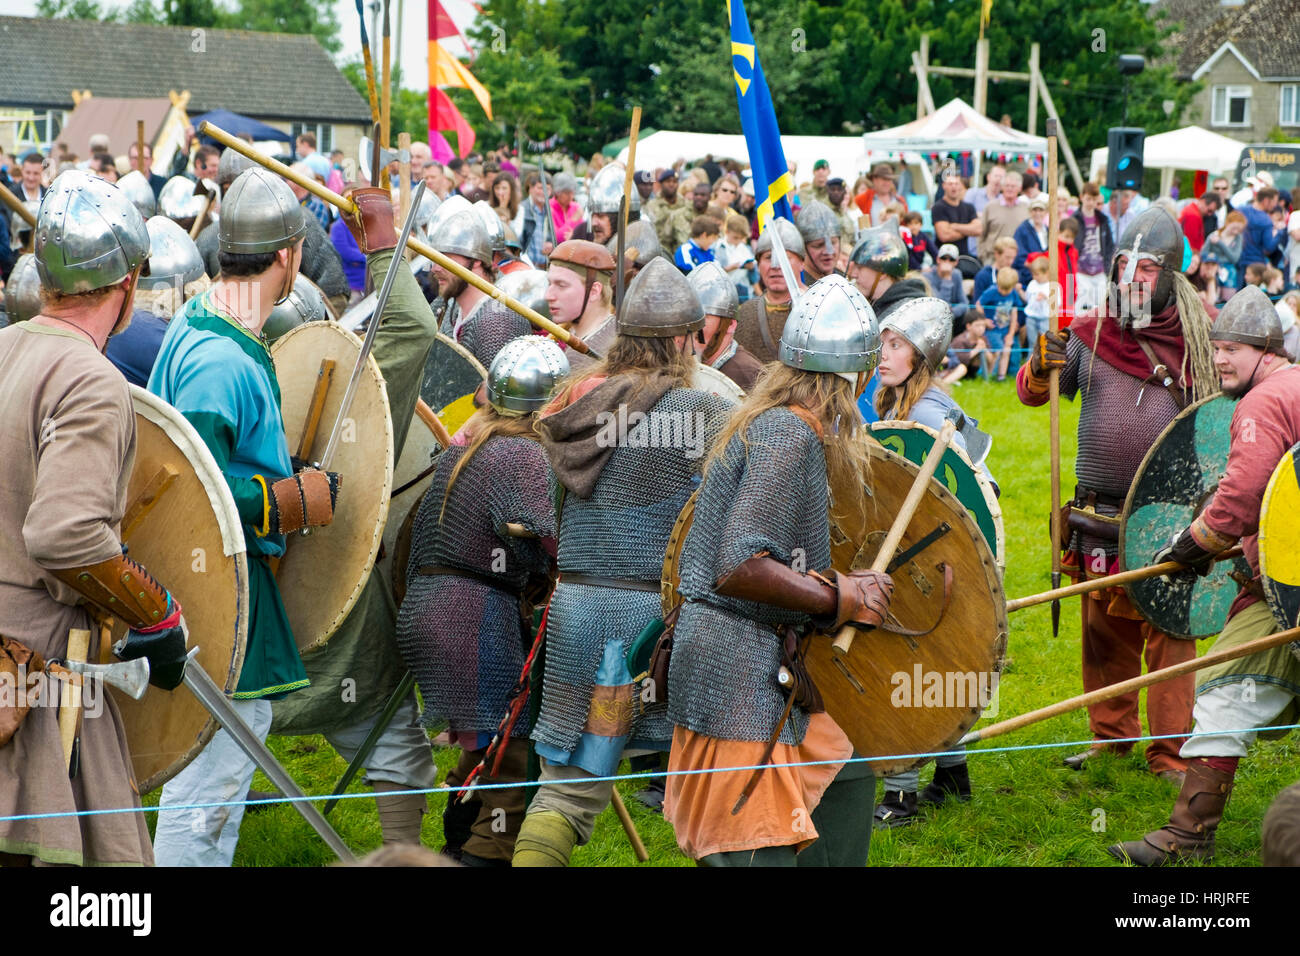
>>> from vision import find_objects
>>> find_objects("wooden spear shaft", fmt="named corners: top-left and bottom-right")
top-left (199, 122), bottom-right (598, 356)
top-left (380, 0), bottom-right (392, 147)
top-left (961, 624), bottom-right (1300, 746)
top-left (137, 120), bottom-right (147, 179)
top-left (0, 180), bottom-right (37, 227)
top-left (620, 107), bottom-right (641, 243)
top-left (1046, 117), bottom-right (1064, 638)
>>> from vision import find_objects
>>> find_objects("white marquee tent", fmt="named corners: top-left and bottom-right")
top-left (861, 98), bottom-right (1047, 164)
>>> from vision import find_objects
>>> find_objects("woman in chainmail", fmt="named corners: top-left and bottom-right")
top-left (395, 336), bottom-right (566, 866)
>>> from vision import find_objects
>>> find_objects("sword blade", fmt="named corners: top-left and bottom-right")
top-left (765, 218), bottom-right (802, 306)
top-left (318, 180), bottom-right (428, 471)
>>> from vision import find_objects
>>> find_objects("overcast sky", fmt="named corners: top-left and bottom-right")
top-left (0, 0), bottom-right (479, 89)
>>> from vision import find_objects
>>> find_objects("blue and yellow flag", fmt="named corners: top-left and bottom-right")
top-left (728, 0), bottom-right (793, 231)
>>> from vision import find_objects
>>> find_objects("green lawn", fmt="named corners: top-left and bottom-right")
top-left (175, 378), bottom-right (1298, 866)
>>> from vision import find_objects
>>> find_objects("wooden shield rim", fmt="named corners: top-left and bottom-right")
top-left (271, 322), bottom-right (394, 653)
top-left (434, 331), bottom-right (488, 379)
top-left (809, 440), bottom-right (1008, 773)
top-left (693, 364), bottom-right (745, 404)
top-left (661, 488), bottom-right (700, 617)
top-left (381, 406), bottom-right (441, 602)
top-left (1120, 393), bottom-right (1247, 640)
top-left (869, 419), bottom-right (1005, 570)
top-left (123, 386), bottom-right (249, 793)
top-left (1259, 440), bottom-right (1300, 631)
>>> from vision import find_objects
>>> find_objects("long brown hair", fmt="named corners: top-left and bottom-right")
top-left (490, 172), bottom-right (519, 221)
top-left (440, 405), bottom-right (541, 520)
top-left (873, 343), bottom-right (935, 420)
top-left (708, 363), bottom-right (873, 519)
top-left (551, 334), bottom-right (695, 410)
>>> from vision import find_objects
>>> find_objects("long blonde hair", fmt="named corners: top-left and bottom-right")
top-left (440, 405), bottom-right (541, 520)
top-left (708, 363), bottom-right (872, 519)
top-left (874, 344), bottom-right (935, 420)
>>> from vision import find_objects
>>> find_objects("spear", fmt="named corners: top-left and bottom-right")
top-left (615, 106), bottom-right (641, 317)
top-left (1046, 117), bottom-right (1063, 638)
top-left (356, 0), bottom-right (381, 127)
top-left (380, 0), bottom-right (392, 147)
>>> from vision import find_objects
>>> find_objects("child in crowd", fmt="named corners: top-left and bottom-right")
top-left (922, 243), bottom-right (970, 329)
top-left (1242, 262), bottom-right (1267, 290)
top-left (975, 266), bottom-right (1025, 381)
top-left (673, 216), bottom-right (721, 274)
top-left (973, 237), bottom-right (1018, 301)
top-left (1023, 255), bottom-right (1053, 347)
top-left (903, 210), bottom-right (939, 269)
top-left (715, 213), bottom-right (757, 301)
top-left (942, 315), bottom-right (991, 384)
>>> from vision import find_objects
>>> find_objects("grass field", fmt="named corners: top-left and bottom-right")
top-left (160, 378), bottom-right (1299, 866)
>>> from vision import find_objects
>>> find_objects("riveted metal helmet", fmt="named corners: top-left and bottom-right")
top-left (687, 260), bottom-right (738, 319)
top-left (779, 273), bottom-right (881, 375)
top-left (218, 167), bottom-right (306, 254)
top-left (216, 147), bottom-right (255, 190)
top-left (429, 208), bottom-right (492, 265)
top-left (413, 188), bottom-right (442, 233)
top-left (116, 169), bottom-right (157, 219)
top-left (140, 216), bottom-right (205, 291)
top-left (4, 253), bottom-right (43, 322)
top-left (264, 274), bottom-right (329, 342)
top-left (797, 199), bottom-right (840, 249)
top-left (1110, 206), bottom-right (1183, 319)
top-left (850, 218), bottom-right (907, 279)
top-left (486, 334), bottom-right (570, 415)
top-left (34, 170), bottom-right (151, 294)
top-left (587, 162), bottom-right (638, 216)
top-left (425, 193), bottom-right (470, 236)
top-left (1210, 285), bottom-right (1285, 354)
top-left (754, 216), bottom-right (805, 260)
top-left (472, 200), bottom-right (506, 254)
top-left (495, 268), bottom-right (551, 318)
top-left (618, 256), bottom-right (705, 337)
top-left (880, 296), bottom-right (954, 371)
top-left (607, 218), bottom-right (662, 267)
top-left (157, 176), bottom-right (204, 225)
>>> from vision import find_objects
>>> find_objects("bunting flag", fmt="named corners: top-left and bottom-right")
top-left (431, 42), bottom-right (493, 121)
top-left (429, 0), bottom-right (462, 42)
top-left (430, 87), bottom-right (475, 158)
top-left (727, 0), bottom-right (793, 232)
top-left (427, 0), bottom-right (491, 157)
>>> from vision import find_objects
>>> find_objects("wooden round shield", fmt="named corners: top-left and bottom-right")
top-left (271, 322), bottom-right (394, 653)
top-left (1260, 441), bottom-right (1300, 630)
top-left (661, 489), bottom-right (699, 617)
top-left (112, 387), bottom-right (248, 793)
top-left (693, 364), bottom-right (744, 404)
top-left (1121, 394), bottom-right (1253, 640)
top-left (870, 420), bottom-right (1005, 570)
top-left (421, 333), bottom-right (486, 437)
top-left (379, 405), bottom-right (443, 601)
top-left (804, 440), bottom-right (1008, 774)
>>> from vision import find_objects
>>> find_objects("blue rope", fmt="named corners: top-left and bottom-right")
top-left (2, 722), bottom-right (1296, 825)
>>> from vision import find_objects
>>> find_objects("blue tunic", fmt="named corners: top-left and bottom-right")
top-left (148, 290), bottom-right (308, 699)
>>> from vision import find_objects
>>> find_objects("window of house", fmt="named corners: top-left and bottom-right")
top-left (14, 110), bottom-right (64, 155)
top-left (1281, 85), bottom-right (1300, 127)
top-left (1211, 86), bottom-right (1251, 127)
top-left (291, 122), bottom-right (334, 153)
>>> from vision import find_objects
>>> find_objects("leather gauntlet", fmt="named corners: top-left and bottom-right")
top-left (342, 186), bottom-right (399, 254)
top-left (714, 554), bottom-right (838, 617)
top-left (265, 470), bottom-right (342, 535)
top-left (1029, 328), bottom-right (1069, 378)
top-left (832, 569), bottom-right (894, 630)
top-left (51, 551), bottom-right (172, 630)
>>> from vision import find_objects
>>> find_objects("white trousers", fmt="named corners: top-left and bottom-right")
top-left (1180, 681), bottom-right (1296, 759)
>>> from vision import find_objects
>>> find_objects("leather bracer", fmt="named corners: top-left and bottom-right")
top-left (715, 554), bottom-right (838, 617)
top-left (51, 551), bottom-right (171, 630)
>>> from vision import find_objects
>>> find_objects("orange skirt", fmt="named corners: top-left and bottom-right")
top-left (663, 712), bottom-right (853, 860)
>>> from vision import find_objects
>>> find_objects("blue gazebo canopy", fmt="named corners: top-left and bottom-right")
top-left (193, 109), bottom-right (294, 146)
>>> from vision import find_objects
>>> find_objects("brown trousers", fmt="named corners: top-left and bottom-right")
top-left (442, 738), bottom-right (530, 863)
top-left (1079, 585), bottom-right (1195, 773)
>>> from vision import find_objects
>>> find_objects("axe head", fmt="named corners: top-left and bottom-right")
top-left (359, 135), bottom-right (401, 186)
top-left (59, 657), bottom-right (151, 700)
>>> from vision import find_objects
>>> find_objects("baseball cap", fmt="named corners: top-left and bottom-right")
top-left (741, 179), bottom-right (754, 196)
top-left (658, 168), bottom-right (678, 183)
top-left (1028, 195), bottom-right (1049, 210)
top-left (634, 170), bottom-right (653, 186)
top-left (827, 176), bottom-right (846, 188)
top-left (813, 159), bottom-right (829, 171)
top-left (938, 243), bottom-right (960, 260)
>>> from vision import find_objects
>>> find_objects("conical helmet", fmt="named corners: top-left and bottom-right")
top-left (116, 169), bottom-right (157, 220)
top-left (495, 268), bottom-right (551, 318)
top-left (429, 208), bottom-right (492, 265)
top-left (218, 167), bottom-right (306, 254)
top-left (687, 260), bottom-right (738, 319)
top-left (754, 216), bottom-right (805, 260)
top-left (425, 193), bottom-right (471, 237)
top-left (1210, 285), bottom-right (1284, 354)
top-left (879, 296), bottom-right (954, 371)
top-left (35, 170), bottom-right (150, 294)
top-left (4, 253), bottom-right (43, 322)
top-left (850, 218), bottom-right (907, 279)
top-left (1110, 206), bottom-right (1184, 318)
top-left (617, 256), bottom-right (705, 337)
top-left (158, 175), bottom-right (205, 224)
top-left (797, 199), bottom-right (840, 248)
top-left (140, 216), bottom-right (205, 291)
top-left (607, 218), bottom-right (662, 267)
top-left (413, 189), bottom-right (442, 234)
top-left (587, 162), bottom-right (638, 216)
top-left (778, 274), bottom-right (880, 374)
top-left (472, 200), bottom-right (506, 254)
top-left (264, 274), bottom-right (329, 342)
top-left (216, 147), bottom-right (255, 189)
top-left (487, 334), bottom-right (570, 415)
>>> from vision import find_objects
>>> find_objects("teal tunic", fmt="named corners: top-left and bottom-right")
top-left (148, 291), bottom-right (309, 699)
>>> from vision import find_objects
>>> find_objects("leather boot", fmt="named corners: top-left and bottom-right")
top-left (372, 781), bottom-right (428, 846)
top-left (441, 792), bottom-right (481, 861)
top-left (873, 789), bottom-right (918, 829)
top-left (1107, 758), bottom-right (1236, 866)
top-left (918, 763), bottom-right (972, 806)
top-left (512, 810), bottom-right (577, 867)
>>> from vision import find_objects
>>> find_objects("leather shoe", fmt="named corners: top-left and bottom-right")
top-left (1063, 747), bottom-right (1103, 770)
top-left (873, 790), bottom-right (918, 829)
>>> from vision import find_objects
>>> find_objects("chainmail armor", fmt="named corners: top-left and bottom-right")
top-left (668, 408), bottom-right (829, 744)
top-left (440, 295), bottom-right (534, 370)
top-left (396, 436), bottom-right (555, 734)
top-left (532, 386), bottom-right (733, 755)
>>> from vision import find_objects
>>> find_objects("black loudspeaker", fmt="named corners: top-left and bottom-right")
top-left (1106, 127), bottom-right (1145, 191)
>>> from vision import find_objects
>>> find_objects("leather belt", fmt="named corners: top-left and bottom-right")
top-left (417, 564), bottom-right (523, 597)
top-left (561, 573), bottom-right (661, 593)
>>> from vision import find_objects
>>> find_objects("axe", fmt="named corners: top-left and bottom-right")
top-left (359, 131), bottom-right (404, 190)
top-left (53, 656), bottom-right (152, 701)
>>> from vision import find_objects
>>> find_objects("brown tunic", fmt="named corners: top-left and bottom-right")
top-left (717, 342), bottom-right (765, 392)
top-left (733, 296), bottom-right (793, 365)
top-left (0, 323), bottom-right (154, 866)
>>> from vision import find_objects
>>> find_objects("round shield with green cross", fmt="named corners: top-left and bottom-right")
top-left (869, 420), bottom-right (1005, 570)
